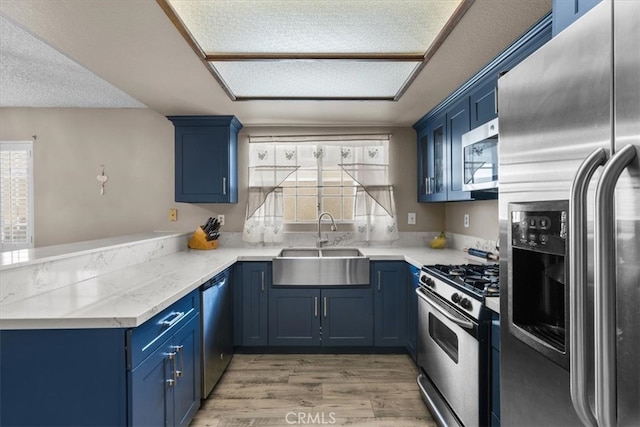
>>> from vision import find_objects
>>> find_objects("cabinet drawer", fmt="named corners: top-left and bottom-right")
top-left (128, 290), bottom-right (200, 368)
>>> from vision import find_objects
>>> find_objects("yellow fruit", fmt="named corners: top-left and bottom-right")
top-left (430, 232), bottom-right (447, 249)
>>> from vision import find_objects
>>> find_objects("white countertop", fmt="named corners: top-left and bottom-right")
top-left (0, 241), bottom-right (490, 330)
top-left (0, 232), bottom-right (183, 270)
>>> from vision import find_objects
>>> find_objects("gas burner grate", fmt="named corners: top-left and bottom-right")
top-left (430, 264), bottom-right (500, 297)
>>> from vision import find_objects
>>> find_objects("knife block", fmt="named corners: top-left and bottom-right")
top-left (188, 227), bottom-right (218, 250)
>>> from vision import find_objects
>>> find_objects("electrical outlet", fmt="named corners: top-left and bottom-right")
top-left (464, 214), bottom-right (470, 228)
top-left (169, 209), bottom-right (178, 221)
top-left (217, 214), bottom-right (225, 226)
top-left (408, 212), bottom-right (416, 225)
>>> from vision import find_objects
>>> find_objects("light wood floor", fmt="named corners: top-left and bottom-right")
top-left (191, 354), bottom-right (436, 427)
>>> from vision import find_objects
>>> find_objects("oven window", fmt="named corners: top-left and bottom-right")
top-left (429, 313), bottom-right (459, 363)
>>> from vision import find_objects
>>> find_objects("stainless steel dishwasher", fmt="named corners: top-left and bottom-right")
top-left (200, 268), bottom-right (233, 398)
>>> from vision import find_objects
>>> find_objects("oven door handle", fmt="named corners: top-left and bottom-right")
top-left (415, 288), bottom-right (473, 330)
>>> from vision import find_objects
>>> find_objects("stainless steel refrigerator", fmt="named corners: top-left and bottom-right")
top-left (498, 0), bottom-right (639, 426)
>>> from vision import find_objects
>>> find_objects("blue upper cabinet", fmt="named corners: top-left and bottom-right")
top-left (552, 0), bottom-right (601, 36)
top-left (446, 97), bottom-right (473, 202)
top-left (414, 13), bottom-right (552, 203)
top-left (417, 112), bottom-right (447, 202)
top-left (470, 77), bottom-right (498, 129)
top-left (168, 115), bottom-right (243, 203)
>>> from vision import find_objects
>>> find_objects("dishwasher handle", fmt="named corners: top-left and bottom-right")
top-left (201, 269), bottom-right (230, 291)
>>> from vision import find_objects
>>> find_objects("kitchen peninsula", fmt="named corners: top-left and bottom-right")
top-left (0, 232), bottom-right (490, 426)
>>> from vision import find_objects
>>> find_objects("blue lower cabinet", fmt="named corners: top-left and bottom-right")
top-left (491, 317), bottom-right (501, 427)
top-left (322, 288), bottom-right (373, 346)
top-left (0, 290), bottom-right (201, 427)
top-left (129, 292), bottom-right (201, 427)
top-left (239, 262), bottom-right (270, 346)
top-left (373, 262), bottom-right (407, 347)
top-left (268, 287), bottom-right (373, 347)
top-left (269, 288), bottom-right (320, 346)
top-left (0, 328), bottom-right (127, 426)
top-left (172, 314), bottom-right (201, 427)
top-left (406, 264), bottom-right (420, 360)
top-left (129, 337), bottom-right (173, 426)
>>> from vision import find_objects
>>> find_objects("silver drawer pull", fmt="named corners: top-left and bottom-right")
top-left (166, 351), bottom-right (178, 386)
top-left (172, 345), bottom-right (184, 378)
top-left (161, 311), bottom-right (185, 328)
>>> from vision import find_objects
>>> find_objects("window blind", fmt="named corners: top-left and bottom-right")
top-left (1, 141), bottom-right (34, 251)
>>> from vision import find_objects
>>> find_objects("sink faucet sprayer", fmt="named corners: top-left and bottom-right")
top-left (317, 212), bottom-right (337, 248)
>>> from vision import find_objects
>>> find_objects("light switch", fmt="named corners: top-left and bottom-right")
top-left (169, 209), bottom-right (178, 221)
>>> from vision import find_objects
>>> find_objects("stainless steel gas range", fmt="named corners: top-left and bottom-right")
top-left (416, 264), bottom-right (499, 427)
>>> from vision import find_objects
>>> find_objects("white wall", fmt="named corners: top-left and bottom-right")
top-left (1, 107), bottom-right (452, 247)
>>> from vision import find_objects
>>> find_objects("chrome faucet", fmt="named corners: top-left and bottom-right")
top-left (317, 212), bottom-right (337, 248)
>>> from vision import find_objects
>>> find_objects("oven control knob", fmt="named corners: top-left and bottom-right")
top-left (460, 298), bottom-right (472, 310)
top-left (451, 293), bottom-right (461, 303)
top-left (420, 275), bottom-right (435, 287)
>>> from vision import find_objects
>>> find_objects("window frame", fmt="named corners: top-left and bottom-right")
top-left (1, 141), bottom-right (34, 251)
top-left (281, 154), bottom-right (359, 225)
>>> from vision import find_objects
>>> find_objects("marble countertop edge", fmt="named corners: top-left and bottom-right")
top-left (0, 231), bottom-right (190, 271)
top-left (0, 245), bottom-right (495, 330)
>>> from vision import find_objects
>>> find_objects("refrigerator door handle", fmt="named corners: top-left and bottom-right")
top-left (594, 144), bottom-right (637, 427)
top-left (569, 148), bottom-right (607, 427)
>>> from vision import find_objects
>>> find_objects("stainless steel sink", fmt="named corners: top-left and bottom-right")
top-left (278, 248), bottom-right (320, 257)
top-left (319, 248), bottom-right (363, 257)
top-left (273, 248), bottom-right (369, 286)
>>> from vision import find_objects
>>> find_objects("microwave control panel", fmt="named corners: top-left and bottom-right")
top-left (510, 201), bottom-right (567, 256)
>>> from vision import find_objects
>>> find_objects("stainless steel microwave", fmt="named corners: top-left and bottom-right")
top-left (462, 118), bottom-right (499, 191)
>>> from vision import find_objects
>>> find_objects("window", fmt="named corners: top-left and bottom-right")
top-left (281, 150), bottom-right (358, 223)
top-left (248, 136), bottom-right (389, 224)
top-left (243, 134), bottom-right (398, 245)
top-left (1, 141), bottom-right (34, 251)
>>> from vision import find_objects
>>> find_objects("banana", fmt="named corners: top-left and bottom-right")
top-left (430, 232), bottom-right (447, 249)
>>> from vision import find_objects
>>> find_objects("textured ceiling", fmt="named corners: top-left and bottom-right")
top-left (0, 14), bottom-right (145, 108)
top-left (0, 0), bottom-right (552, 126)
top-left (167, 0), bottom-right (461, 54)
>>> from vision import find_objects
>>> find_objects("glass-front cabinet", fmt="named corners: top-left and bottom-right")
top-left (417, 112), bottom-right (447, 202)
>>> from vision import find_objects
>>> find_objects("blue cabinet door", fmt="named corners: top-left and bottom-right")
top-left (418, 113), bottom-right (448, 202)
top-left (130, 339), bottom-right (172, 427)
top-left (446, 97), bottom-right (472, 201)
top-left (172, 314), bottom-right (201, 427)
top-left (470, 77), bottom-right (498, 128)
top-left (373, 262), bottom-right (407, 347)
top-left (553, 0), bottom-right (602, 36)
top-left (130, 311), bottom-right (200, 427)
top-left (269, 288), bottom-right (321, 346)
top-left (241, 262), bottom-right (270, 346)
top-left (406, 264), bottom-right (420, 360)
top-left (322, 288), bottom-right (373, 346)
top-left (169, 115), bottom-right (242, 203)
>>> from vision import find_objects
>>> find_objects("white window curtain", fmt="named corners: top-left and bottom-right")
top-left (243, 134), bottom-right (398, 244)
top-left (354, 186), bottom-right (399, 242)
top-left (243, 187), bottom-right (286, 243)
